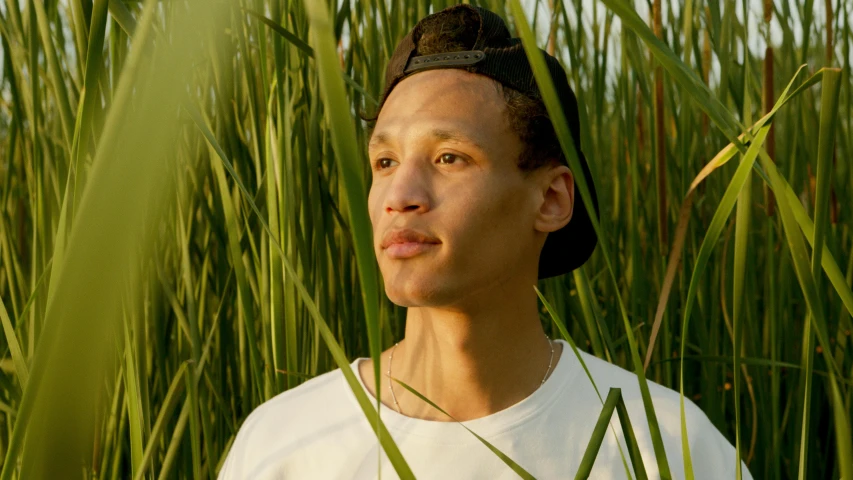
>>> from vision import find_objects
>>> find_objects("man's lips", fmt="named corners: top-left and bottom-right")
top-left (380, 228), bottom-right (441, 249)
top-left (380, 228), bottom-right (441, 259)
top-left (384, 242), bottom-right (439, 259)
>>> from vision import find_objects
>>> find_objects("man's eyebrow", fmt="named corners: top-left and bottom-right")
top-left (429, 128), bottom-right (486, 151)
top-left (368, 132), bottom-right (390, 150)
top-left (368, 128), bottom-right (486, 151)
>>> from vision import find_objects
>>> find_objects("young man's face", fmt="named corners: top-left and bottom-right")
top-left (367, 69), bottom-right (569, 308)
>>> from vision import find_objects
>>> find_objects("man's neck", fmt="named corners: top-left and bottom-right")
top-left (363, 288), bottom-right (563, 422)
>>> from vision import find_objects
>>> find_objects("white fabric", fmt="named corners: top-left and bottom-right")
top-left (218, 339), bottom-right (752, 479)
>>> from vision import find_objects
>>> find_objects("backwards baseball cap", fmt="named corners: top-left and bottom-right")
top-left (374, 4), bottom-right (599, 279)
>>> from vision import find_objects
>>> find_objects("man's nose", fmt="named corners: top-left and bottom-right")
top-left (383, 159), bottom-right (432, 215)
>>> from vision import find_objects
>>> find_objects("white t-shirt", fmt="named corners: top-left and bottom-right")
top-left (218, 339), bottom-right (752, 479)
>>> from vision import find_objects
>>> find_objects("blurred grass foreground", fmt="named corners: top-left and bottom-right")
top-left (0, 0), bottom-right (852, 478)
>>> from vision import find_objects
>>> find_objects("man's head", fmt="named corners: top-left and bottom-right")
top-left (367, 6), bottom-right (566, 176)
top-left (365, 5), bottom-right (597, 307)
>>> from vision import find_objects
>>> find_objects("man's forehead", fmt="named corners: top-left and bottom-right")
top-left (368, 126), bottom-right (488, 152)
top-left (367, 70), bottom-right (511, 154)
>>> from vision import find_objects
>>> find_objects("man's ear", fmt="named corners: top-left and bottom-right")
top-left (533, 164), bottom-right (574, 234)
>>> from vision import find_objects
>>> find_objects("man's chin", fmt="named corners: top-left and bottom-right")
top-left (383, 279), bottom-right (455, 307)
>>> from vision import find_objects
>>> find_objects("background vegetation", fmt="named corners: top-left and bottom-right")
top-left (0, 0), bottom-right (850, 478)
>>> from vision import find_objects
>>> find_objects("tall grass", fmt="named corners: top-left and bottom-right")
top-left (0, 0), bottom-right (851, 478)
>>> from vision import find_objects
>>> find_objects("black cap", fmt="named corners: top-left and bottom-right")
top-left (376, 4), bottom-right (598, 279)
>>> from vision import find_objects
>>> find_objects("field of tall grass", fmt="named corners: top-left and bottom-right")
top-left (0, 0), bottom-right (851, 478)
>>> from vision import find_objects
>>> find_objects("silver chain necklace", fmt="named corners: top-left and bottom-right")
top-left (386, 335), bottom-right (555, 415)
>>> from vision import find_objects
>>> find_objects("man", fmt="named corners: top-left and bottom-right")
top-left (219, 4), bottom-right (751, 479)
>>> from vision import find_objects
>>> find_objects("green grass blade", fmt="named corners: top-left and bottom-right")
top-left (9, 258), bottom-right (52, 334)
top-left (614, 391), bottom-right (649, 480)
top-left (732, 155), bottom-right (751, 480)
top-left (106, 0), bottom-right (137, 35)
top-left (764, 162), bottom-right (853, 479)
top-left (644, 64), bottom-right (809, 370)
top-left (830, 380), bottom-right (853, 479)
top-left (302, 0), bottom-right (385, 459)
top-left (572, 268), bottom-right (612, 361)
top-left (810, 68), bottom-right (842, 312)
top-left (264, 99), bottom-right (286, 394)
top-left (644, 64), bottom-right (837, 382)
top-left (132, 362), bottom-right (188, 480)
top-left (676, 121), bottom-right (772, 478)
top-left (247, 8), bottom-right (378, 105)
top-left (756, 69), bottom-right (851, 479)
top-left (184, 362), bottom-right (202, 479)
top-left (8, 1), bottom-right (221, 477)
top-left (185, 104), bottom-right (416, 480)
top-left (244, 9), bottom-right (314, 56)
top-left (536, 286), bottom-right (635, 478)
top-left (597, 0), bottom-right (745, 150)
top-left (31, 0), bottom-right (75, 148)
top-left (1, 0), bottom-right (215, 475)
top-left (537, 287), bottom-right (604, 404)
top-left (46, 86), bottom-right (87, 311)
top-left (508, 2), bottom-right (671, 476)
top-left (122, 321), bottom-right (144, 476)
top-left (731, 30), bottom-right (755, 478)
top-left (390, 376), bottom-right (536, 480)
top-left (78, 0), bottom-right (109, 149)
top-left (801, 68), bottom-right (846, 479)
top-left (156, 401), bottom-right (191, 480)
top-left (773, 159), bottom-right (853, 330)
top-left (576, 388), bottom-right (623, 480)
top-left (207, 138), bottom-right (265, 402)
top-left (3, 1), bottom-right (852, 478)
top-left (0, 295), bottom-right (28, 389)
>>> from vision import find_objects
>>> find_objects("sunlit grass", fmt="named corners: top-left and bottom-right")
top-left (0, 0), bottom-right (851, 478)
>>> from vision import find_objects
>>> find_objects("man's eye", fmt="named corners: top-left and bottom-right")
top-left (438, 153), bottom-right (460, 165)
top-left (375, 158), bottom-right (396, 170)
top-left (374, 154), bottom-right (461, 170)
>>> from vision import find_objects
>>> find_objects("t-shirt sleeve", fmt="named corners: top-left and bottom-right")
top-left (216, 446), bottom-right (234, 480)
top-left (216, 428), bottom-right (246, 480)
top-left (215, 405), bottom-right (267, 480)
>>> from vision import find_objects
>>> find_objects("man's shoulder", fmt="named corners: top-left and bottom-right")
top-left (568, 349), bottom-right (750, 478)
top-left (218, 364), bottom-right (360, 479)
top-left (238, 364), bottom-right (353, 437)
top-left (573, 349), bottom-right (709, 423)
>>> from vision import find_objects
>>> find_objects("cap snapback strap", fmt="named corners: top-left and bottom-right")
top-left (403, 50), bottom-right (486, 74)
